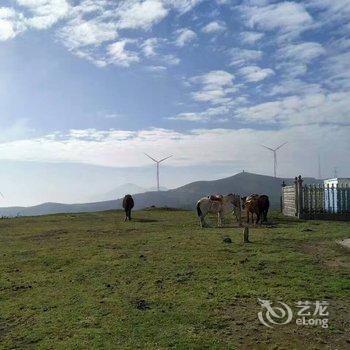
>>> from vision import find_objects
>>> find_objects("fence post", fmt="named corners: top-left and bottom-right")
top-left (297, 175), bottom-right (303, 218)
top-left (331, 183), bottom-right (335, 214)
top-left (294, 177), bottom-right (299, 217)
top-left (281, 181), bottom-right (286, 213)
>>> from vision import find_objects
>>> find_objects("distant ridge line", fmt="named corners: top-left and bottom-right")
top-left (0, 172), bottom-right (322, 217)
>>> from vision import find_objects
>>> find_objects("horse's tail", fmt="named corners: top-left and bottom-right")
top-left (196, 201), bottom-right (202, 217)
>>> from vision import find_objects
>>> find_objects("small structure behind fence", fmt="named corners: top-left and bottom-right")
top-left (281, 175), bottom-right (350, 220)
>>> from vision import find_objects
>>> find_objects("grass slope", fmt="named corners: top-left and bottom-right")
top-left (0, 210), bottom-right (349, 349)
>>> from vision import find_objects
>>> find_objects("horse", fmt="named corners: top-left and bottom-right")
top-left (258, 195), bottom-right (270, 223)
top-left (241, 194), bottom-right (260, 224)
top-left (122, 194), bottom-right (134, 221)
top-left (241, 194), bottom-right (270, 224)
top-left (196, 193), bottom-right (242, 228)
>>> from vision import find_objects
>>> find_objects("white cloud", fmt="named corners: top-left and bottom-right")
top-left (234, 91), bottom-right (350, 125)
top-left (159, 54), bottom-right (180, 65)
top-left (141, 37), bottom-right (159, 57)
top-left (268, 79), bottom-right (323, 96)
top-left (107, 40), bottom-right (139, 67)
top-left (0, 125), bottom-right (349, 180)
top-left (115, 0), bottom-right (168, 30)
top-left (145, 65), bottom-right (167, 72)
top-left (243, 1), bottom-right (313, 39)
top-left (307, 0), bottom-right (350, 25)
top-left (0, 7), bottom-right (26, 41)
top-left (191, 70), bottom-right (234, 89)
top-left (238, 65), bottom-right (274, 82)
top-left (176, 71), bottom-right (247, 122)
top-left (17, 0), bottom-right (70, 29)
top-left (54, 1), bottom-right (192, 67)
top-left (58, 18), bottom-right (118, 49)
top-left (189, 70), bottom-right (236, 104)
top-left (170, 105), bottom-right (231, 122)
top-left (170, 112), bottom-right (209, 122)
top-left (240, 31), bottom-right (264, 44)
top-left (278, 42), bottom-right (325, 63)
top-left (202, 20), bottom-right (226, 34)
top-left (175, 28), bottom-right (196, 47)
top-left (325, 51), bottom-right (350, 89)
top-left (164, 0), bottom-right (202, 14)
top-left (229, 48), bottom-right (262, 66)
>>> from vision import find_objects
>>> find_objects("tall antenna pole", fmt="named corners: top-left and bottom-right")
top-left (261, 142), bottom-right (287, 178)
top-left (334, 167), bottom-right (338, 178)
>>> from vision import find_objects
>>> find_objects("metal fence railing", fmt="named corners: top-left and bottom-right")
top-left (281, 176), bottom-right (350, 220)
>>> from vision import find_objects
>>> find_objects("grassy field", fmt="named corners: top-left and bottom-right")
top-left (0, 209), bottom-right (349, 349)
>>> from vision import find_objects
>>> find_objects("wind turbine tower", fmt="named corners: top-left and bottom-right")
top-left (261, 142), bottom-right (287, 178)
top-left (144, 154), bottom-right (173, 191)
top-left (318, 154), bottom-right (322, 179)
top-left (334, 167), bottom-right (338, 178)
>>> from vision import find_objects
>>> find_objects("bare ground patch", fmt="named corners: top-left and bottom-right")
top-left (214, 298), bottom-right (350, 349)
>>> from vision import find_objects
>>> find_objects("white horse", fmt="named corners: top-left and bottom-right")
top-left (196, 193), bottom-right (242, 228)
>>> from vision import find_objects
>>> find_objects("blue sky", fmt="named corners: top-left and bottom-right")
top-left (0, 0), bottom-right (349, 206)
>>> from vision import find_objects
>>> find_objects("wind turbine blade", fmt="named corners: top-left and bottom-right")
top-left (159, 155), bottom-right (173, 163)
top-left (275, 142), bottom-right (288, 151)
top-left (261, 144), bottom-right (274, 152)
top-left (144, 153), bottom-right (158, 162)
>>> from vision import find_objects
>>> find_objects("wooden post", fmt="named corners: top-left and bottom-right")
top-left (296, 175), bottom-right (303, 218)
top-left (243, 227), bottom-right (250, 243)
top-left (281, 181), bottom-right (286, 213)
top-left (294, 177), bottom-right (299, 217)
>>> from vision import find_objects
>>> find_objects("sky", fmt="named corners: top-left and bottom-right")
top-left (0, 0), bottom-right (349, 206)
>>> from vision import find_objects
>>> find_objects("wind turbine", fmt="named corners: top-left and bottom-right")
top-left (144, 153), bottom-right (172, 191)
top-left (318, 154), bottom-right (322, 179)
top-left (261, 142), bottom-right (287, 178)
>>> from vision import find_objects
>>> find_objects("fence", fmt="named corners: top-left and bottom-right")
top-left (281, 175), bottom-right (350, 220)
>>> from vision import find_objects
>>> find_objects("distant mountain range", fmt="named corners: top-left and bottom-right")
top-left (89, 183), bottom-right (168, 202)
top-left (0, 172), bottom-right (322, 217)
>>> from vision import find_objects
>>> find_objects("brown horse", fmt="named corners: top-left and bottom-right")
top-left (258, 195), bottom-right (270, 223)
top-left (122, 194), bottom-right (134, 221)
top-left (241, 194), bottom-right (269, 224)
top-left (241, 194), bottom-right (260, 224)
